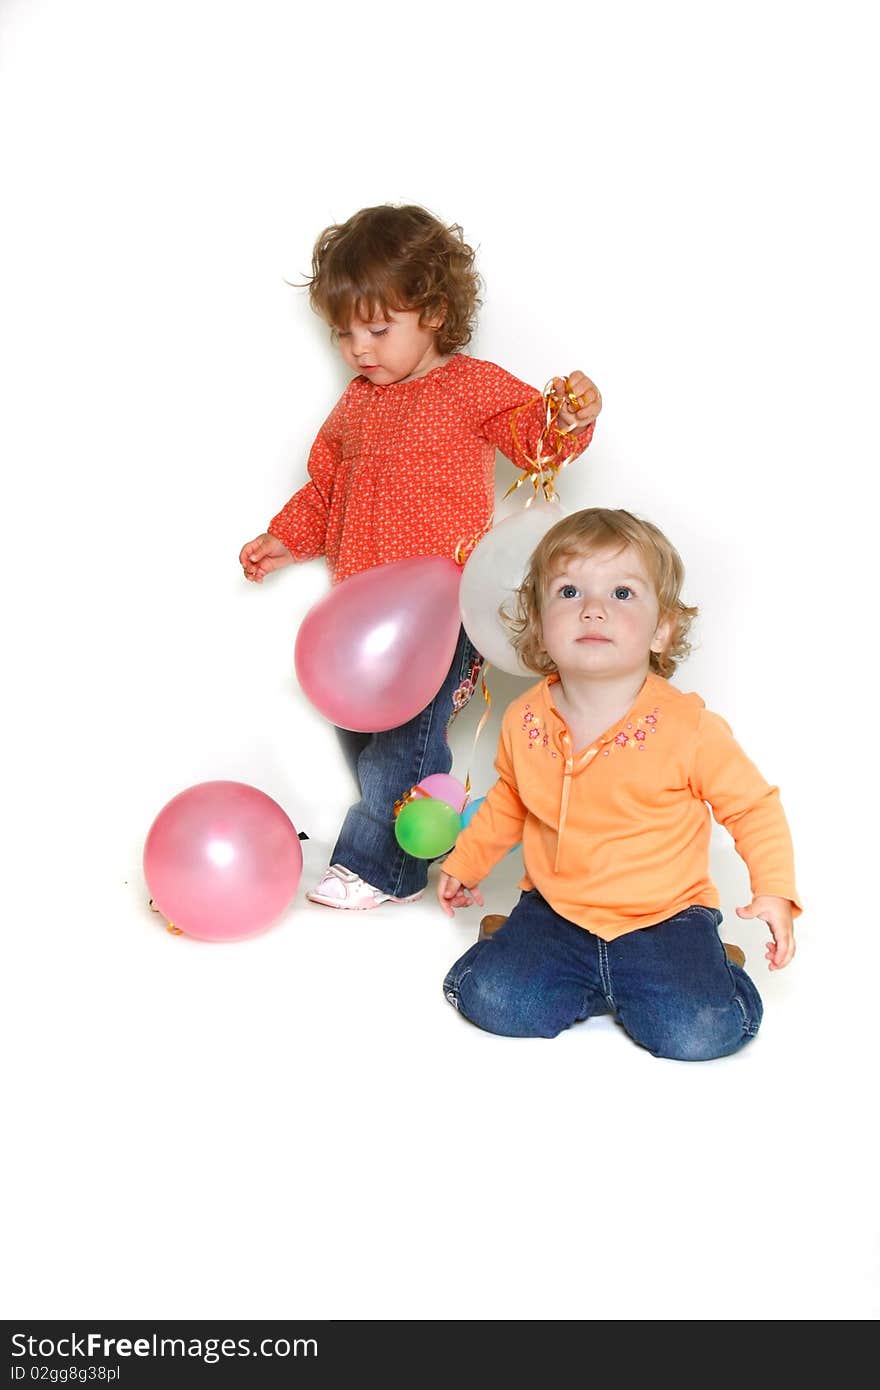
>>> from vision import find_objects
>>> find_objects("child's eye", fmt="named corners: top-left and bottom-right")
top-left (613, 586), bottom-right (634, 600)
top-left (559, 584), bottom-right (580, 599)
top-left (369, 327), bottom-right (389, 337)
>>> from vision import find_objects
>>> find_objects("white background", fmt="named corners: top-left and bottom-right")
top-left (2, 0), bottom-right (877, 1320)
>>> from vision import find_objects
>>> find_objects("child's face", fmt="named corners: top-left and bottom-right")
top-left (540, 545), bottom-right (672, 682)
top-left (335, 308), bottom-right (444, 385)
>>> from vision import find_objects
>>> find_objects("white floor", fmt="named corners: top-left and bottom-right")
top-left (5, 819), bottom-right (877, 1321)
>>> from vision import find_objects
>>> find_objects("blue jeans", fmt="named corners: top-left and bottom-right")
top-left (443, 891), bottom-right (763, 1060)
top-left (331, 627), bottom-right (483, 898)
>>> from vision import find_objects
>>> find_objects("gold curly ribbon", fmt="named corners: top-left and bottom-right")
top-left (454, 377), bottom-right (582, 562)
top-left (454, 522), bottom-right (492, 567)
top-left (149, 898), bottom-right (183, 934)
top-left (504, 378), bottom-right (579, 504)
top-left (461, 661), bottom-right (493, 797)
top-left (393, 781), bottom-right (434, 818)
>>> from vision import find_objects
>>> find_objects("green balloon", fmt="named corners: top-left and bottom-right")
top-left (395, 798), bottom-right (462, 859)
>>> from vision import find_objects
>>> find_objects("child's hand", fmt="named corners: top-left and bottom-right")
top-left (553, 372), bottom-right (602, 433)
top-left (736, 895), bottom-right (796, 971)
top-left (239, 533), bottom-right (294, 583)
top-left (437, 871), bottom-right (484, 918)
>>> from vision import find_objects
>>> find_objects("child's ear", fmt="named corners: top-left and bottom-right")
top-left (650, 612), bottom-right (674, 656)
top-left (425, 297), bottom-right (447, 330)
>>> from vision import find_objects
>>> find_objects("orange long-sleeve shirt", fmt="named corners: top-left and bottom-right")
top-left (267, 355), bottom-right (593, 585)
top-left (443, 672), bottom-right (801, 941)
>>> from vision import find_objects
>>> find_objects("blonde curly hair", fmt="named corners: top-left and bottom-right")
top-left (305, 204), bottom-right (481, 356)
top-left (505, 509), bottom-right (698, 680)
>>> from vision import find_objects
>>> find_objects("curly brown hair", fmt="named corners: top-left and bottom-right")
top-left (504, 509), bottom-right (698, 680)
top-left (305, 204), bottom-right (481, 356)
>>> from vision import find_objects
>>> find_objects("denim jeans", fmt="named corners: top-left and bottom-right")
top-left (443, 891), bottom-right (763, 1060)
top-left (331, 627), bottom-right (483, 898)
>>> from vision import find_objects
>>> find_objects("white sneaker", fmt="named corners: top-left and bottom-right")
top-left (306, 863), bottom-right (425, 911)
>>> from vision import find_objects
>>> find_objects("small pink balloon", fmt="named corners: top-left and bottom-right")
top-left (294, 555), bottom-right (462, 732)
top-left (143, 781), bottom-right (303, 942)
top-left (411, 773), bottom-right (468, 814)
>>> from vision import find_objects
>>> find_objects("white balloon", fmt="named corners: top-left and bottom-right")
top-left (460, 501), bottom-right (567, 676)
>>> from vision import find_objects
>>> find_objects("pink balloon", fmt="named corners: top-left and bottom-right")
top-left (143, 781), bottom-right (303, 942)
top-left (294, 556), bottom-right (462, 732)
top-left (411, 773), bottom-right (468, 813)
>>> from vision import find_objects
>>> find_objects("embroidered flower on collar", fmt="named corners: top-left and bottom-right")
top-left (520, 699), bottom-right (661, 759)
top-left (601, 707), bottom-right (661, 756)
top-left (519, 703), bottom-right (558, 757)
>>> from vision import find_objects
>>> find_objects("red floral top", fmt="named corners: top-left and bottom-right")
top-left (268, 354), bottom-right (595, 585)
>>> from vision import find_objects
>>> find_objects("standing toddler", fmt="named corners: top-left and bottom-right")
top-left (240, 205), bottom-right (602, 908)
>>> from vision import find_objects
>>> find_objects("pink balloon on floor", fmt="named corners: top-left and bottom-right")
top-left (294, 555), bottom-right (462, 732)
top-left (143, 781), bottom-right (303, 942)
top-left (411, 773), bottom-right (468, 813)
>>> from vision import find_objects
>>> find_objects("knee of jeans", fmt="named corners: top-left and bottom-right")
top-left (442, 968), bottom-right (464, 1012)
top-left (651, 1001), bottom-right (761, 1061)
top-left (444, 961), bottom-right (547, 1037)
top-left (450, 964), bottom-right (502, 1027)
